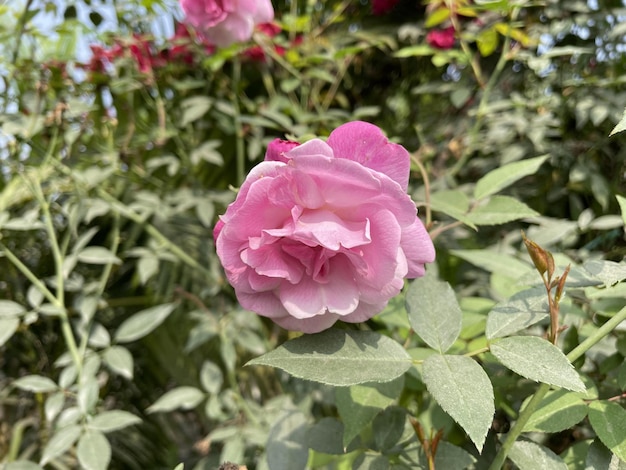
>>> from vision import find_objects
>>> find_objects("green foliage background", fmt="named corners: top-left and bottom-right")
top-left (0, 0), bottom-right (625, 468)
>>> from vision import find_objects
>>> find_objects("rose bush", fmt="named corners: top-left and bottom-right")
top-left (214, 122), bottom-right (435, 333)
top-left (179, 0), bottom-right (274, 47)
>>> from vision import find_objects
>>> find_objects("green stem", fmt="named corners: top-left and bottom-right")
top-left (448, 7), bottom-right (520, 180)
top-left (488, 305), bottom-right (626, 469)
top-left (231, 58), bottom-right (245, 186)
top-left (448, 4), bottom-right (485, 88)
top-left (6, 417), bottom-right (36, 462)
top-left (411, 153), bottom-right (432, 229)
top-left (11, 0), bottom-right (34, 64)
top-left (0, 243), bottom-right (58, 307)
top-left (488, 384), bottom-right (550, 470)
top-left (566, 305), bottom-right (626, 362)
top-left (464, 346), bottom-right (489, 357)
top-left (28, 177), bottom-right (82, 374)
top-left (78, 212), bottom-right (121, 359)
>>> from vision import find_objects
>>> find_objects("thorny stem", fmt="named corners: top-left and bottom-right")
top-left (489, 305), bottom-right (626, 469)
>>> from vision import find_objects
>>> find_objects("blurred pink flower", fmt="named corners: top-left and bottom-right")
top-left (214, 122), bottom-right (435, 333)
top-left (242, 22), bottom-right (285, 62)
top-left (179, 0), bottom-right (274, 47)
top-left (427, 26), bottom-right (456, 49)
top-left (372, 0), bottom-right (400, 15)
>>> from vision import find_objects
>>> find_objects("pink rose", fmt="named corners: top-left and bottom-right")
top-left (179, 0), bottom-right (274, 47)
top-left (214, 122), bottom-right (435, 333)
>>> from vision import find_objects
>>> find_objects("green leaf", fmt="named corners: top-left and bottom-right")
top-left (508, 440), bottom-right (567, 470)
top-left (307, 417), bottom-right (345, 455)
top-left (584, 260), bottom-right (626, 287)
top-left (190, 140), bottom-right (224, 166)
top-left (13, 375), bottom-right (58, 393)
top-left (0, 300), bottom-right (26, 317)
top-left (45, 392), bottom-right (65, 422)
top-left (429, 190), bottom-right (476, 229)
top-left (588, 401), bottom-right (626, 462)
top-left (477, 27), bottom-right (499, 56)
top-left (489, 336), bottom-right (585, 392)
top-left (560, 439), bottom-right (591, 468)
top-left (474, 155), bottom-right (549, 200)
top-left (89, 410), bottom-right (142, 433)
top-left (485, 287), bottom-right (549, 339)
top-left (266, 410), bottom-right (310, 470)
top-left (616, 195), bottom-right (626, 225)
top-left (335, 377), bottom-right (404, 448)
top-left (114, 303), bottom-right (177, 343)
top-left (434, 441), bottom-right (477, 469)
top-left (180, 96), bottom-right (212, 126)
top-left (610, 107), bottom-right (626, 136)
top-left (393, 45), bottom-right (434, 58)
top-left (5, 462), bottom-right (45, 470)
top-left (372, 406), bottom-right (405, 452)
top-left (77, 246), bottom-right (121, 265)
top-left (199, 361), bottom-right (223, 394)
top-left (40, 424), bottom-right (82, 465)
top-left (246, 329), bottom-right (412, 386)
top-left (146, 386), bottom-right (206, 413)
top-left (522, 389), bottom-right (588, 432)
top-left (467, 196), bottom-right (539, 226)
top-left (451, 249), bottom-right (532, 279)
top-left (77, 430), bottom-right (111, 470)
top-left (585, 439), bottom-right (626, 469)
top-left (425, 8), bottom-right (451, 27)
top-left (102, 346), bottom-right (134, 379)
top-left (353, 454), bottom-right (389, 469)
top-left (406, 273), bottom-right (462, 353)
top-left (78, 376), bottom-right (99, 415)
top-left (0, 316), bottom-right (20, 346)
top-left (422, 355), bottom-right (494, 451)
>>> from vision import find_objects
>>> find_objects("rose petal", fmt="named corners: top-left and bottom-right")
top-left (342, 300), bottom-right (389, 323)
top-left (237, 290), bottom-right (289, 319)
top-left (240, 243), bottom-right (304, 283)
top-left (265, 138), bottom-right (300, 163)
top-left (351, 210), bottom-right (405, 304)
top-left (292, 209), bottom-right (371, 251)
top-left (272, 311), bottom-right (340, 333)
top-left (284, 138), bottom-right (335, 160)
top-left (279, 256), bottom-right (359, 318)
top-left (401, 219), bottom-right (436, 278)
top-left (327, 121), bottom-right (410, 190)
